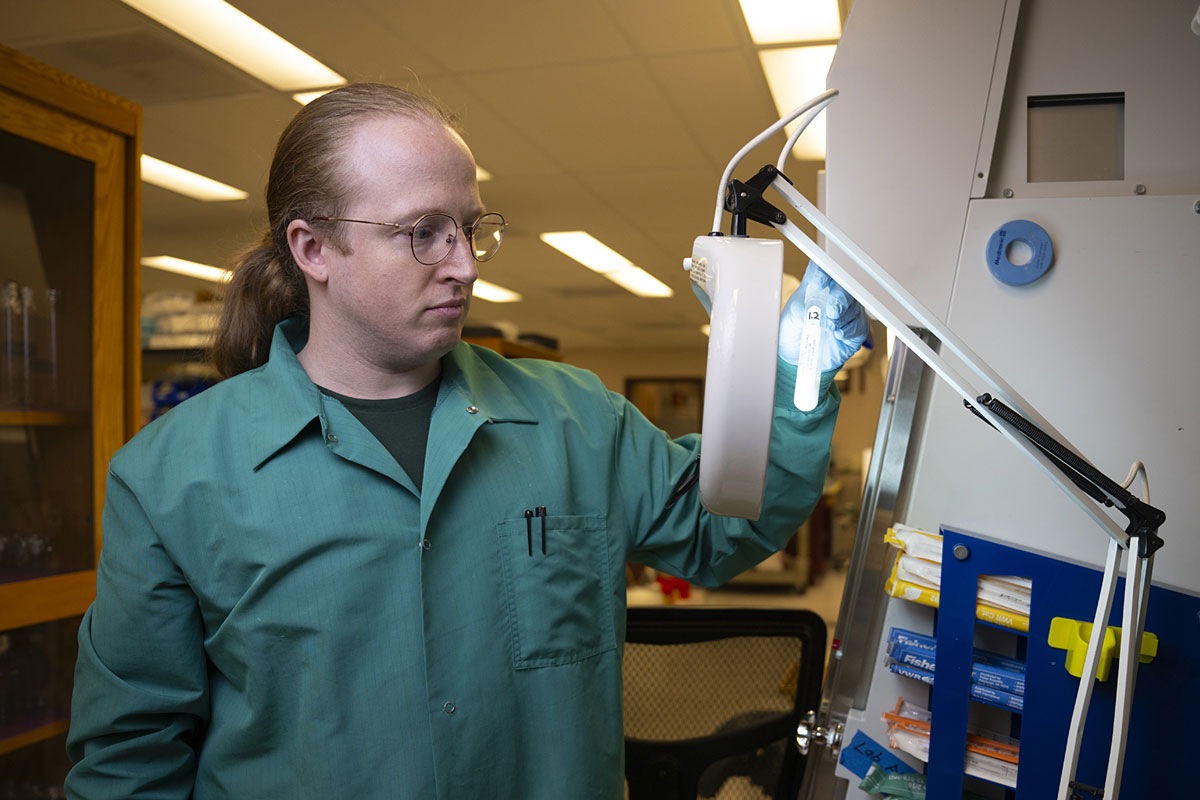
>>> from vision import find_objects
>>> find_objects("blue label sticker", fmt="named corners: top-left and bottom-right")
top-left (838, 729), bottom-right (917, 779)
top-left (985, 218), bottom-right (1054, 285)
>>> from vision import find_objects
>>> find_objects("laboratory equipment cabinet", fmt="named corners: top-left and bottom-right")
top-left (0, 45), bottom-right (141, 794)
top-left (792, 0), bottom-right (1200, 798)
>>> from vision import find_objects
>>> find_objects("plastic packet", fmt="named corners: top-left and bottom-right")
top-left (858, 764), bottom-right (926, 798)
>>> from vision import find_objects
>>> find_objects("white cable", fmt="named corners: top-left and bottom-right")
top-left (1101, 459), bottom-right (1151, 799)
top-left (1058, 466), bottom-right (1152, 798)
top-left (1120, 460), bottom-right (1149, 502)
top-left (1057, 539), bottom-right (1123, 800)
top-left (711, 88), bottom-right (839, 233)
top-left (776, 100), bottom-right (835, 171)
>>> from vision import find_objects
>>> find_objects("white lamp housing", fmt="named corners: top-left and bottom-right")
top-left (689, 235), bottom-right (783, 519)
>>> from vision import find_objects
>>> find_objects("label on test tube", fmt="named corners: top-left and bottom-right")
top-left (793, 300), bottom-right (823, 412)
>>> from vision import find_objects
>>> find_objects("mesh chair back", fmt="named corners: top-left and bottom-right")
top-left (623, 607), bottom-right (826, 800)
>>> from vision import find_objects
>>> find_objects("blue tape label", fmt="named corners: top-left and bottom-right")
top-left (839, 729), bottom-right (917, 779)
top-left (985, 218), bottom-right (1053, 285)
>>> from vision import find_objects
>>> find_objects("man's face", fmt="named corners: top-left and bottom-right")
top-left (319, 114), bottom-right (484, 373)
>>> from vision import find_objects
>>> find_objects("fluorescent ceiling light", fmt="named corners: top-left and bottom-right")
top-left (603, 267), bottom-right (673, 298)
top-left (119, 0), bottom-right (345, 92)
top-left (739, 0), bottom-right (841, 44)
top-left (759, 45), bottom-right (837, 160)
top-left (475, 165), bottom-right (493, 182)
top-left (539, 232), bottom-right (673, 298)
top-left (701, 324), bottom-right (711, 337)
top-left (143, 256), bottom-right (232, 284)
top-left (472, 279), bottom-right (522, 303)
top-left (141, 155), bottom-right (248, 202)
top-left (540, 232), bottom-right (630, 274)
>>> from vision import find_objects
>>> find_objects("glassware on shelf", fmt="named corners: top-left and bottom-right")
top-left (0, 283), bottom-right (60, 411)
top-left (45, 288), bottom-right (58, 409)
top-left (20, 286), bottom-right (33, 409)
top-left (1, 281), bottom-right (17, 409)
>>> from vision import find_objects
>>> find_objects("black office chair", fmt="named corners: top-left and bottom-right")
top-left (623, 606), bottom-right (827, 800)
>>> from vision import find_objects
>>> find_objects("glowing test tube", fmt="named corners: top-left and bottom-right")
top-left (793, 286), bottom-right (828, 412)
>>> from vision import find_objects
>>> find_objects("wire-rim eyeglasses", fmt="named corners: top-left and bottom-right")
top-left (312, 211), bottom-right (507, 266)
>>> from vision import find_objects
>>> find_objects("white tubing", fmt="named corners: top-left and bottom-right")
top-left (776, 102), bottom-right (834, 171)
top-left (1105, 548), bottom-right (1152, 799)
top-left (711, 89), bottom-right (839, 233)
top-left (1057, 539), bottom-right (1123, 799)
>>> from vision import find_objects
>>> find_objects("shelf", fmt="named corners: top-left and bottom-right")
top-left (0, 410), bottom-right (87, 427)
top-left (142, 347), bottom-right (207, 358)
top-left (0, 570), bottom-right (96, 631)
top-left (0, 711), bottom-right (69, 757)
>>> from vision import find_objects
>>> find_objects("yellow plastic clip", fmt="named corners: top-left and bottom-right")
top-left (1047, 617), bottom-right (1158, 681)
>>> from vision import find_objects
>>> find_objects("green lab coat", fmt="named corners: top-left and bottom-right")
top-left (66, 317), bottom-right (839, 799)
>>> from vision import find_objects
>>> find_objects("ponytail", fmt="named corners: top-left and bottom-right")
top-left (209, 232), bottom-right (307, 379)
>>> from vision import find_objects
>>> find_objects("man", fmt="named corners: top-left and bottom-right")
top-left (66, 83), bottom-right (866, 799)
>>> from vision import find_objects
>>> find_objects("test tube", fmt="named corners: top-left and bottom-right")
top-left (793, 286), bottom-right (828, 412)
top-left (46, 288), bottom-right (59, 408)
top-left (20, 285), bottom-right (34, 408)
top-left (2, 281), bottom-right (17, 407)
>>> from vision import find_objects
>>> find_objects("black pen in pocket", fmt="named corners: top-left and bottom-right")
top-left (536, 506), bottom-right (547, 554)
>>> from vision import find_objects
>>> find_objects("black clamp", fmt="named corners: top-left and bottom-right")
top-left (964, 393), bottom-right (1166, 560)
top-left (723, 164), bottom-right (794, 236)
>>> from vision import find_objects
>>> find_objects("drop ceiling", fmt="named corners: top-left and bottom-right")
top-left (1, 0), bottom-right (837, 355)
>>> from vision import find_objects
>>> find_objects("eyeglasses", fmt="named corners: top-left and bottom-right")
top-left (312, 211), bottom-right (507, 266)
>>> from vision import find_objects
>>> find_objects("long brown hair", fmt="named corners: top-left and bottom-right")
top-left (209, 83), bottom-right (460, 378)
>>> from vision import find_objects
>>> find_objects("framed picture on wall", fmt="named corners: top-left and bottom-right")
top-left (624, 378), bottom-right (703, 439)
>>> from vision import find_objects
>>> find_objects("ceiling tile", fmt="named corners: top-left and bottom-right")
top-left (17, 26), bottom-right (264, 105)
top-left (478, 60), bottom-right (708, 172)
top-left (0, 0), bottom-right (151, 44)
top-left (354, 0), bottom-right (634, 73)
top-left (236, 0), bottom-right (450, 79)
top-left (647, 49), bottom-right (779, 167)
top-left (602, 0), bottom-right (749, 55)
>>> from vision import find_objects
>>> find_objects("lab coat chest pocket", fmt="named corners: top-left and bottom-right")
top-left (495, 514), bottom-right (615, 669)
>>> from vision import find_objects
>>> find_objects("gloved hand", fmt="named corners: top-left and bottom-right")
top-left (779, 263), bottom-right (869, 373)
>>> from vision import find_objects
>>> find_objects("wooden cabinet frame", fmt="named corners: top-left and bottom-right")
top-left (0, 46), bottom-right (141, 758)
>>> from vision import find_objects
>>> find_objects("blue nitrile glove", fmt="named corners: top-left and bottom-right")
top-left (779, 263), bottom-right (868, 372)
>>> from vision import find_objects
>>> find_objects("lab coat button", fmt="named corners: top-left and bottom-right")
top-left (421, 538), bottom-right (432, 551)
top-left (466, 405), bottom-right (479, 414)
top-left (443, 701), bottom-right (456, 714)
top-left (325, 433), bottom-right (338, 443)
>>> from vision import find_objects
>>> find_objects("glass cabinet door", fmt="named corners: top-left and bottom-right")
top-left (1, 126), bottom-right (96, 584)
top-left (0, 47), bottom-right (137, 796)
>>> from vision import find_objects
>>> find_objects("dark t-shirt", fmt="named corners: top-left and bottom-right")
top-left (319, 377), bottom-right (440, 491)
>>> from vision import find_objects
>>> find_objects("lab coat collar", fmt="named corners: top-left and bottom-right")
top-left (440, 340), bottom-right (539, 425)
top-left (248, 318), bottom-right (537, 471)
top-left (245, 317), bottom-right (324, 471)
